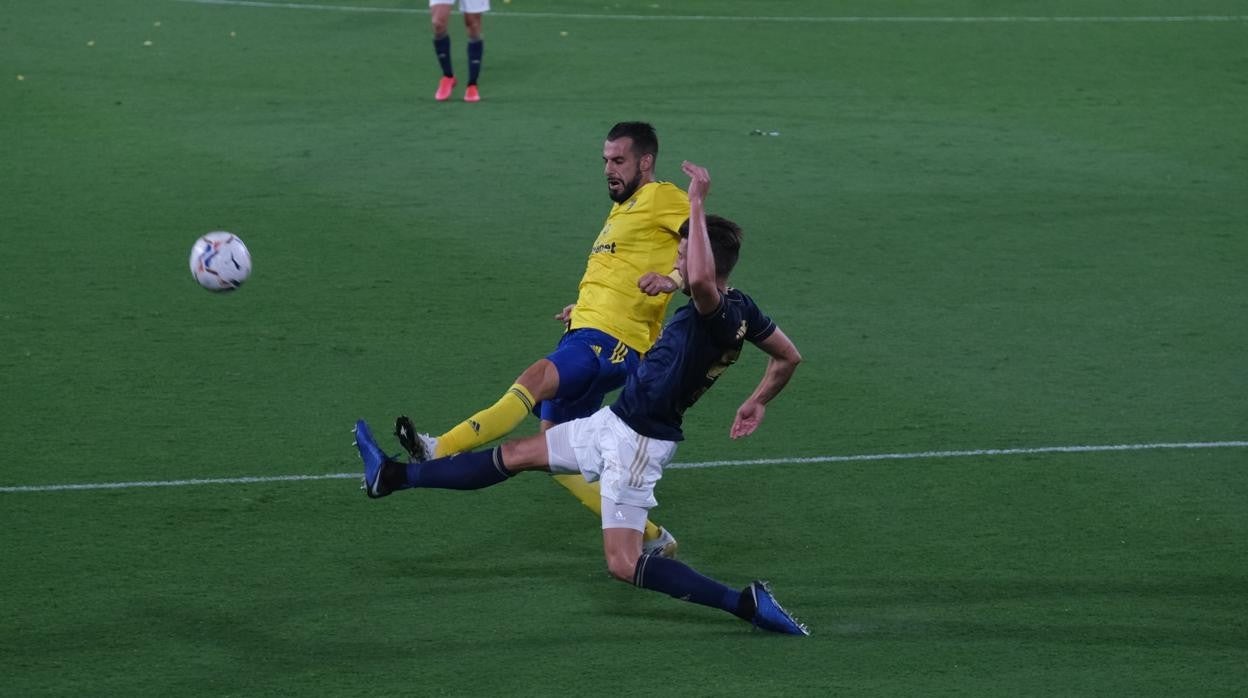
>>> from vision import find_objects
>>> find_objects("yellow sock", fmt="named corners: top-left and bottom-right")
top-left (435, 384), bottom-right (535, 457)
top-left (551, 474), bottom-right (663, 542)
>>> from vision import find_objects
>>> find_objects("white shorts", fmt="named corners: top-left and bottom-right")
top-left (546, 407), bottom-right (678, 524)
top-left (430, 0), bottom-right (490, 11)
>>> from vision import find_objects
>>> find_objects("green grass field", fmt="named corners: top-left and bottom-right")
top-left (3, 0), bottom-right (1247, 694)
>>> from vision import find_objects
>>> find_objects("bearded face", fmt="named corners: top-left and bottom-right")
top-left (603, 137), bottom-right (649, 203)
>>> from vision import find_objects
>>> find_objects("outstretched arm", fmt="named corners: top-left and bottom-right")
top-left (681, 161), bottom-right (720, 315)
top-left (730, 327), bottom-right (802, 439)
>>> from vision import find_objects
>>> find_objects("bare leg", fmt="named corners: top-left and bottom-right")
top-left (603, 527), bottom-right (644, 582)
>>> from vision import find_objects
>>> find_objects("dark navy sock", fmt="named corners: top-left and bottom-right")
top-left (403, 448), bottom-right (512, 490)
top-left (434, 34), bottom-right (453, 77)
top-left (633, 554), bottom-right (749, 619)
top-left (467, 38), bottom-right (483, 85)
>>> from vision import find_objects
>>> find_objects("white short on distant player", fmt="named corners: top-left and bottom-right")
top-left (429, 0), bottom-right (490, 12)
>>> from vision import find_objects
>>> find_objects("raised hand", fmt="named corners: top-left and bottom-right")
top-left (681, 161), bottom-right (711, 203)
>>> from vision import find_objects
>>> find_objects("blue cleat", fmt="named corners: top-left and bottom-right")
top-left (749, 581), bottom-right (810, 636)
top-left (354, 419), bottom-right (393, 499)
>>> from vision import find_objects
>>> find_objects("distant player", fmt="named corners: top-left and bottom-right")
top-left (359, 161), bottom-right (808, 634)
top-left (395, 122), bottom-right (689, 556)
top-left (429, 0), bottom-right (487, 102)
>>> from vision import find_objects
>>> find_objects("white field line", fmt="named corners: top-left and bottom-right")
top-left (3, 440), bottom-right (1245, 493)
top-left (173, 0), bottom-right (1248, 24)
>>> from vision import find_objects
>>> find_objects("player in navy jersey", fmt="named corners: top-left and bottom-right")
top-left (353, 162), bottom-right (808, 634)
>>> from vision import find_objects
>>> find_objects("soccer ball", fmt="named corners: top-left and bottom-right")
top-left (189, 232), bottom-right (252, 292)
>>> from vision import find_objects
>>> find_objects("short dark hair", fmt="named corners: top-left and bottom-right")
top-left (606, 121), bottom-right (659, 160)
top-left (678, 214), bottom-right (743, 278)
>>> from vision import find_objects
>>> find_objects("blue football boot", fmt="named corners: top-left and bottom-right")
top-left (749, 581), bottom-right (810, 636)
top-left (354, 419), bottom-right (394, 499)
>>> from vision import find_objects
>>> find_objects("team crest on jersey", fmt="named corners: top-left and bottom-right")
top-left (735, 320), bottom-right (748, 341)
top-left (591, 345), bottom-right (602, 356)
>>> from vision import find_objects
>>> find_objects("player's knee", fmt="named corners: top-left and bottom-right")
top-left (517, 359), bottom-right (559, 401)
top-left (499, 434), bottom-right (549, 473)
top-left (431, 18), bottom-right (449, 35)
top-left (605, 549), bottom-right (639, 583)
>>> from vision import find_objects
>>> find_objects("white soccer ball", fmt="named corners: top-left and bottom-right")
top-left (189, 232), bottom-right (252, 292)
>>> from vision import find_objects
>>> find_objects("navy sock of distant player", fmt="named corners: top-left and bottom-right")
top-left (433, 33), bottom-right (453, 77)
top-left (403, 448), bottom-right (512, 490)
top-left (467, 39), bottom-right (483, 85)
top-left (633, 554), bottom-right (753, 620)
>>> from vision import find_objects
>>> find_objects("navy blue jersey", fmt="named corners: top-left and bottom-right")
top-left (610, 288), bottom-right (776, 441)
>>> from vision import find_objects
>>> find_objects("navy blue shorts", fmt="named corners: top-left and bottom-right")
top-left (539, 328), bottom-right (641, 424)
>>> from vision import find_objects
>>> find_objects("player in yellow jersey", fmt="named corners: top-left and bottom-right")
top-left (394, 122), bottom-right (689, 556)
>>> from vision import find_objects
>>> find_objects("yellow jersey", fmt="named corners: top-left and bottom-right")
top-left (569, 181), bottom-right (689, 353)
